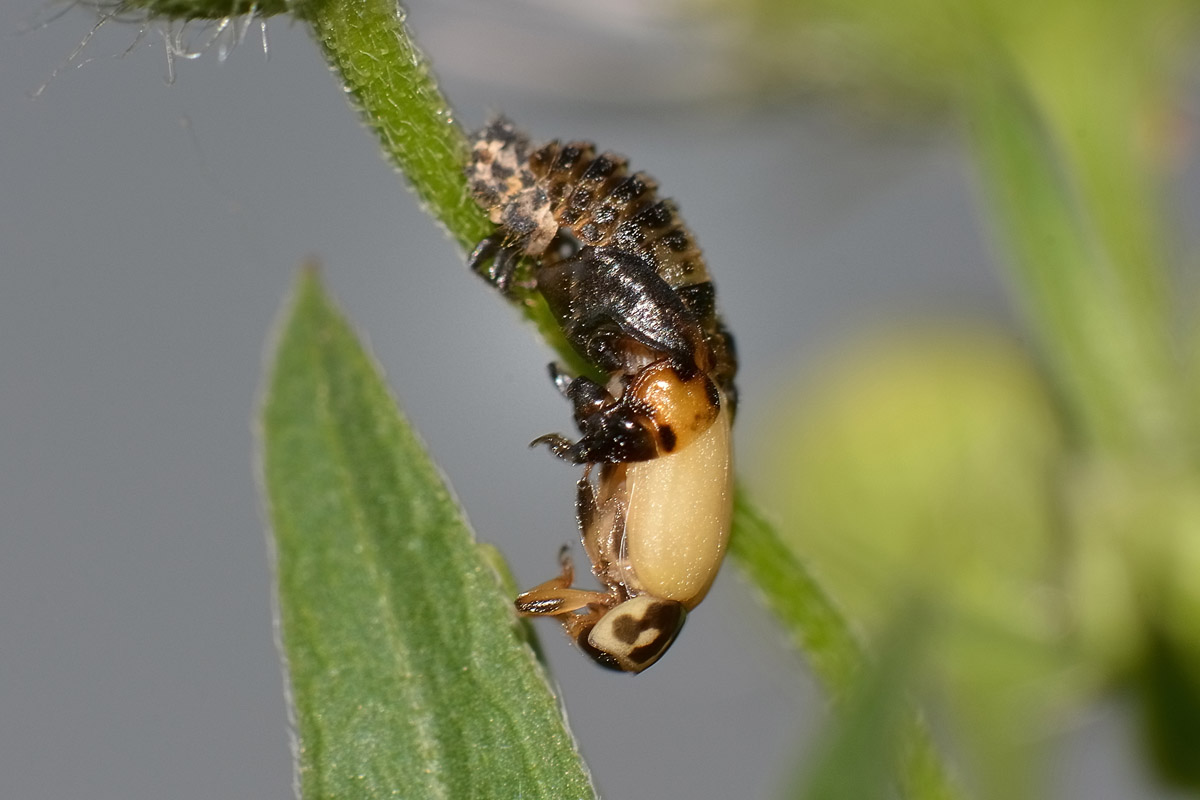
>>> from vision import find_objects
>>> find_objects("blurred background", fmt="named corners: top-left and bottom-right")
top-left (3, 0), bottom-right (1199, 797)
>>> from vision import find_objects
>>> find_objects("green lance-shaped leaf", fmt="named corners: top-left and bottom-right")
top-left (259, 270), bottom-right (596, 800)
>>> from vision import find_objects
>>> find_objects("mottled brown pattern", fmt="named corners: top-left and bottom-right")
top-left (468, 117), bottom-right (738, 411)
top-left (471, 120), bottom-right (712, 291)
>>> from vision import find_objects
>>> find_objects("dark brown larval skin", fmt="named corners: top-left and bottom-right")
top-left (467, 118), bottom-right (738, 465)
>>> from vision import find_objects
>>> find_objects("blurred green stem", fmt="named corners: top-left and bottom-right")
top-left (965, 71), bottom-right (1184, 461)
top-left (733, 493), bottom-right (962, 800)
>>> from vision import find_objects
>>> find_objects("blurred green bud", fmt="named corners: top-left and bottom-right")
top-left (752, 326), bottom-right (1075, 797)
top-left (755, 326), bottom-right (1063, 640)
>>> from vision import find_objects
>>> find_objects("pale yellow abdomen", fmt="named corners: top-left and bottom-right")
top-left (623, 403), bottom-right (733, 609)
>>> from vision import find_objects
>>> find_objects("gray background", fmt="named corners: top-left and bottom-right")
top-left (0, 1), bottom-right (1189, 797)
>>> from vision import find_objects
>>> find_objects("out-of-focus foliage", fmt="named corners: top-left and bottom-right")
top-left (792, 600), bottom-right (933, 800)
top-left (710, 0), bottom-right (1200, 794)
top-left (732, 492), bottom-right (961, 800)
top-left (708, 0), bottom-right (1200, 118)
top-left (758, 330), bottom-right (1062, 634)
top-left (756, 330), bottom-right (1075, 799)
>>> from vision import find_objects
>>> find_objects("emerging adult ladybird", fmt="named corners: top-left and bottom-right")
top-left (468, 118), bottom-right (738, 673)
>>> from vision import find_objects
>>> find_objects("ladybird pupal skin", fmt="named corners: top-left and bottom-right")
top-left (534, 247), bottom-right (711, 378)
top-left (468, 122), bottom-right (559, 256)
top-left (468, 118), bottom-right (737, 411)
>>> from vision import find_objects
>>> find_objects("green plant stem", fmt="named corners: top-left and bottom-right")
top-left (294, 0), bottom-right (487, 253)
top-left (293, 0), bottom-right (595, 378)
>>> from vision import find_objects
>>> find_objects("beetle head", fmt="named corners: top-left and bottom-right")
top-left (577, 595), bottom-right (687, 673)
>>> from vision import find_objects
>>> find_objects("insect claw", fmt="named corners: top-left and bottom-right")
top-left (557, 545), bottom-right (575, 577)
top-left (467, 236), bottom-right (497, 273)
top-left (529, 433), bottom-right (584, 463)
top-left (547, 363), bottom-right (573, 395)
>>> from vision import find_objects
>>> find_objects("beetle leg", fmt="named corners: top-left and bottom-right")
top-left (468, 234), bottom-right (523, 296)
top-left (565, 321), bottom-right (626, 375)
top-left (516, 586), bottom-right (614, 616)
top-left (577, 464), bottom-right (627, 591)
top-left (467, 234), bottom-right (499, 273)
top-left (515, 548), bottom-right (616, 616)
top-left (533, 367), bottom-right (660, 464)
top-left (546, 365), bottom-right (612, 423)
top-left (527, 433), bottom-right (578, 461)
top-left (555, 605), bottom-right (610, 645)
top-left (531, 404), bottom-right (659, 464)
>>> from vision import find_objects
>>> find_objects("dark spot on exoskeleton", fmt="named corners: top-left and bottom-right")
top-left (569, 188), bottom-right (594, 211)
top-left (579, 223), bottom-right (602, 244)
top-left (676, 282), bottom-right (716, 318)
top-left (555, 145), bottom-right (584, 171)
top-left (614, 219), bottom-right (647, 247)
top-left (658, 425), bottom-right (677, 452)
top-left (661, 229), bottom-right (690, 253)
top-left (705, 377), bottom-right (721, 410)
top-left (501, 206), bottom-right (538, 235)
top-left (490, 162), bottom-right (514, 181)
top-left (519, 172), bottom-right (537, 188)
top-left (608, 174), bottom-right (649, 205)
top-left (484, 118), bottom-right (520, 145)
top-left (648, 600), bottom-right (684, 630)
top-left (611, 613), bottom-right (644, 644)
top-left (592, 205), bottom-right (617, 225)
top-left (472, 183), bottom-right (501, 207)
top-left (545, 180), bottom-right (570, 206)
top-left (676, 258), bottom-right (698, 276)
top-left (634, 200), bottom-right (675, 230)
top-left (629, 636), bottom-right (672, 667)
top-left (558, 207), bottom-right (582, 226)
top-left (625, 601), bottom-right (685, 665)
top-left (577, 630), bottom-right (624, 672)
top-left (581, 154), bottom-right (619, 183)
